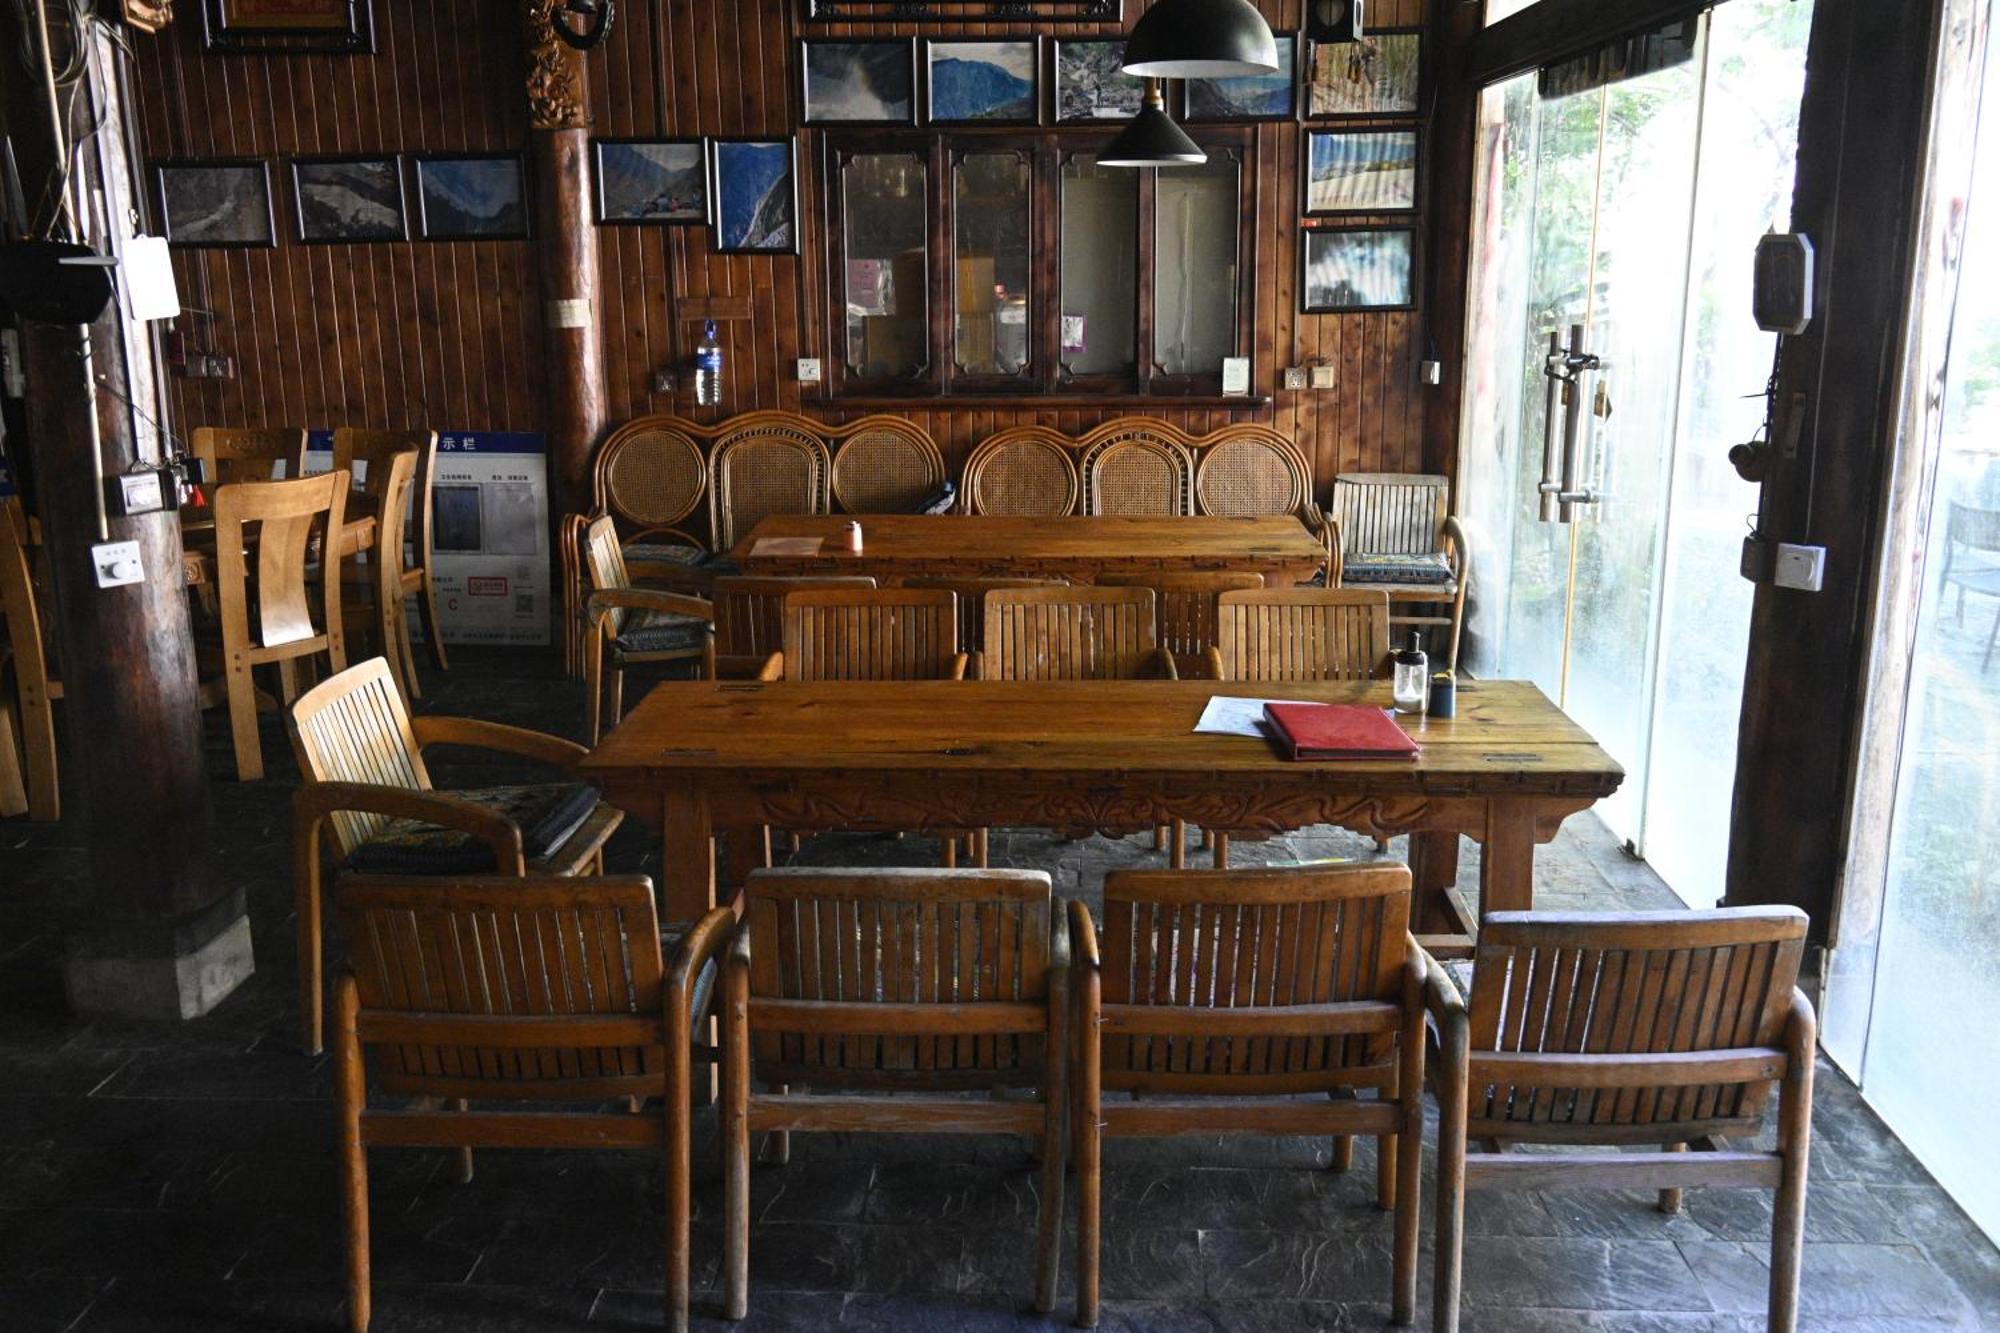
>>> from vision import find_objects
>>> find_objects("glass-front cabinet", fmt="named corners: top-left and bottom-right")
top-left (822, 130), bottom-right (1253, 398)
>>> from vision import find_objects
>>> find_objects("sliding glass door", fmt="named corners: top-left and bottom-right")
top-left (1458, 0), bottom-right (1813, 905)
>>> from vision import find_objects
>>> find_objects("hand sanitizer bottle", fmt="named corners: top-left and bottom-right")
top-left (1392, 632), bottom-right (1428, 715)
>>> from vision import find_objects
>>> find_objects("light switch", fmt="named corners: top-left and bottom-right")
top-left (1774, 542), bottom-right (1826, 592)
top-left (1309, 365), bottom-right (1336, 389)
top-left (92, 540), bottom-right (144, 589)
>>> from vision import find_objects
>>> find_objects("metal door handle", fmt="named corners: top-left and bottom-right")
top-left (1539, 322), bottom-right (1601, 522)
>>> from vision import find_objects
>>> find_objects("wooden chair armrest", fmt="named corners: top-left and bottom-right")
top-left (1205, 646), bottom-right (1227, 681)
top-left (727, 921), bottom-right (754, 974)
top-left (754, 652), bottom-right (785, 682)
top-left (294, 781), bottom-right (525, 872)
top-left (586, 588), bottom-right (716, 625)
top-left (967, 649), bottom-right (985, 680)
top-left (410, 715), bottom-right (589, 767)
top-left (1154, 649), bottom-right (1179, 680)
top-left (1442, 515), bottom-right (1471, 580)
top-left (1068, 899), bottom-right (1101, 973)
top-left (949, 653), bottom-right (970, 680)
top-left (1423, 951), bottom-right (1467, 1029)
top-left (1784, 987), bottom-right (1816, 1062)
top-left (666, 906), bottom-right (736, 1031)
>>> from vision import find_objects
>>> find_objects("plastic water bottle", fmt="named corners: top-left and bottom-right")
top-left (694, 321), bottom-right (723, 407)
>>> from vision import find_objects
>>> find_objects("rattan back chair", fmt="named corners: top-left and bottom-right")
top-left (962, 427), bottom-right (1080, 517)
top-left (708, 413), bottom-right (832, 551)
top-left (829, 415), bottom-right (947, 514)
top-left (1079, 421), bottom-right (1195, 516)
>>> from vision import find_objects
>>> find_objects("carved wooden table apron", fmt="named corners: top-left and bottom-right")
top-left (580, 678), bottom-right (1623, 939)
top-left (733, 514), bottom-right (1330, 587)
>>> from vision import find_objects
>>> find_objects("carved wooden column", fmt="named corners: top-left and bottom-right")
top-left (524, 0), bottom-right (605, 650)
top-left (2, 14), bottom-right (250, 1018)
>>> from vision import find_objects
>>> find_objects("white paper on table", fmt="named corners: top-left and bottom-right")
top-left (1194, 695), bottom-right (1319, 738)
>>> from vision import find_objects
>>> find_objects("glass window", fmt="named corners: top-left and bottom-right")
top-left (1058, 152), bottom-right (1138, 380)
top-left (840, 152), bottom-right (928, 382)
top-left (1154, 153), bottom-right (1239, 379)
top-left (952, 150), bottom-right (1033, 379)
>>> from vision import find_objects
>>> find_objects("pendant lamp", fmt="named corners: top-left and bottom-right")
top-left (1100, 80), bottom-right (1207, 168)
top-left (1121, 0), bottom-right (1280, 80)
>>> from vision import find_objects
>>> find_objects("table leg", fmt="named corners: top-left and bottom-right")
top-left (1478, 799), bottom-right (1538, 919)
top-left (1408, 830), bottom-right (1461, 936)
top-left (661, 789), bottom-right (716, 925)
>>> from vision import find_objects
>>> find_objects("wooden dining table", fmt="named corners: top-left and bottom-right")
top-left (732, 513), bottom-right (1330, 587)
top-left (579, 677), bottom-right (1624, 943)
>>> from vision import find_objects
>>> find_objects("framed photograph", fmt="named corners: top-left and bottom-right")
top-left (152, 159), bottom-right (276, 248)
top-left (1183, 34), bottom-right (1297, 122)
top-left (802, 39), bottom-right (918, 125)
top-left (1304, 128), bottom-right (1418, 216)
top-left (707, 138), bottom-right (799, 254)
top-left (593, 139), bottom-right (708, 225)
top-left (1306, 29), bottom-right (1421, 118)
top-left (926, 39), bottom-right (1039, 124)
top-left (412, 154), bottom-right (529, 241)
top-left (289, 156), bottom-right (405, 243)
top-left (1053, 39), bottom-right (1145, 123)
top-left (1301, 226), bottom-right (1415, 312)
top-left (202, 0), bottom-right (374, 53)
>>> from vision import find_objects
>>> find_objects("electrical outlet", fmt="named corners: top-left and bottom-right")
top-left (1309, 365), bottom-right (1336, 389)
top-left (1420, 359), bottom-right (1443, 386)
top-left (1282, 366), bottom-right (1308, 391)
top-left (1774, 542), bottom-right (1826, 592)
top-left (796, 358), bottom-right (822, 384)
top-left (650, 368), bottom-right (676, 394)
top-left (92, 541), bottom-right (144, 589)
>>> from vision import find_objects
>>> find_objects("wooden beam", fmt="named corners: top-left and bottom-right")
top-left (1467, 0), bottom-right (1710, 87)
top-left (1423, 0), bottom-right (1485, 479)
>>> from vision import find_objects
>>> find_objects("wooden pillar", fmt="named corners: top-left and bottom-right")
top-left (523, 0), bottom-right (604, 646)
top-left (2, 15), bottom-right (250, 1017)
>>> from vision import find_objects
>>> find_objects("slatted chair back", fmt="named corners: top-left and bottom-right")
top-left (981, 585), bottom-right (1159, 681)
top-left (581, 515), bottom-right (638, 638)
top-left (332, 427), bottom-right (438, 555)
top-left (339, 873), bottom-right (666, 1101)
top-left (191, 426), bottom-right (309, 487)
top-left (1463, 908), bottom-right (1810, 1140)
top-left (1098, 865), bottom-right (1413, 1094)
top-left (1193, 427), bottom-right (1314, 519)
top-left (289, 656), bottom-right (429, 856)
top-left (1079, 423), bottom-right (1195, 517)
top-left (1213, 588), bottom-right (1391, 681)
top-left (782, 588), bottom-right (963, 681)
top-left (1331, 473), bottom-right (1449, 557)
top-left (830, 416), bottom-right (947, 514)
top-left (740, 867), bottom-right (1054, 1090)
top-left (962, 427), bottom-right (1080, 517)
top-left (1099, 571), bottom-right (1263, 675)
top-left (595, 415), bottom-right (710, 535)
top-left (213, 470), bottom-right (347, 656)
top-left (906, 576), bottom-right (1068, 655)
top-left (709, 413), bottom-right (831, 550)
top-left (713, 575), bottom-right (877, 672)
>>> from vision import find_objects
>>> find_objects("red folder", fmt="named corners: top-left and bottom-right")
top-left (1261, 703), bottom-right (1419, 761)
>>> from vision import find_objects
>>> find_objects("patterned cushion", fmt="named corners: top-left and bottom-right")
top-left (343, 783), bottom-right (602, 875)
top-left (915, 480), bottom-right (958, 515)
top-left (615, 608), bottom-right (712, 654)
top-left (625, 543), bottom-right (710, 568)
top-left (1342, 552), bottom-right (1454, 585)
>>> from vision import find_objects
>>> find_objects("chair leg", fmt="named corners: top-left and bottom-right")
top-left (585, 631), bottom-right (605, 747)
top-left (1330, 1133), bottom-right (1354, 1174)
top-left (766, 1084), bottom-right (791, 1166)
top-left (1033, 1047), bottom-right (1066, 1315)
top-left (397, 601), bottom-right (423, 700)
top-left (418, 570), bottom-right (449, 671)
top-left (1376, 1136), bottom-right (1395, 1209)
top-left (1212, 832), bottom-right (1231, 869)
top-left (1170, 820), bottom-right (1187, 869)
top-left (975, 828), bottom-right (990, 868)
top-left (297, 815), bottom-right (325, 1054)
top-left (1075, 1081), bottom-right (1101, 1328)
top-left (1657, 1142), bottom-right (1686, 1214)
top-left (225, 656), bottom-right (264, 781)
top-left (609, 667), bottom-right (625, 731)
top-left (1432, 1018), bottom-right (1469, 1333)
top-left (1392, 1105), bottom-right (1422, 1324)
top-left (941, 836), bottom-right (958, 869)
top-left (448, 1099), bottom-right (474, 1183)
top-left (334, 977), bottom-right (372, 1333)
top-left (0, 689), bottom-right (26, 818)
top-left (1770, 1006), bottom-right (1815, 1333)
top-left (723, 969), bottom-right (752, 1322)
top-left (17, 673), bottom-right (58, 821)
top-left (667, 1050), bottom-right (694, 1333)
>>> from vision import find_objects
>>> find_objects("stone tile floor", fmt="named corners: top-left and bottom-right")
top-left (1, 651), bottom-right (1995, 1331)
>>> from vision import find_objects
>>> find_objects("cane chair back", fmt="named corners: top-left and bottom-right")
top-left (712, 575), bottom-right (877, 674)
top-left (1331, 473), bottom-right (1448, 557)
top-left (709, 414), bottom-right (831, 551)
top-left (290, 656), bottom-right (429, 856)
top-left (740, 867), bottom-right (1055, 1090)
top-left (1097, 866), bottom-right (1413, 1095)
top-left (1213, 588), bottom-right (1390, 682)
top-left (907, 576), bottom-right (1068, 655)
top-left (1079, 424), bottom-right (1194, 517)
top-left (597, 418), bottom-right (709, 531)
top-left (981, 585), bottom-right (1159, 681)
top-left (963, 428), bottom-right (1080, 517)
top-left (1100, 572), bottom-right (1263, 675)
top-left (782, 588), bottom-right (963, 681)
top-left (1194, 427), bottom-right (1314, 519)
top-left (1463, 908), bottom-right (1809, 1141)
top-left (191, 426), bottom-right (308, 487)
top-left (830, 416), bottom-right (946, 514)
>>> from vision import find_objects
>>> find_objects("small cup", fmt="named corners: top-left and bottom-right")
top-left (1428, 672), bottom-right (1457, 719)
top-left (841, 521), bottom-right (863, 553)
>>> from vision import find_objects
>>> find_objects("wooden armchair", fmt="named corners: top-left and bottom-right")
top-left (581, 515), bottom-right (715, 745)
top-left (288, 657), bottom-right (627, 1054)
top-left (332, 872), bottom-right (733, 1333)
top-left (775, 587), bottom-right (967, 682)
top-left (1425, 908), bottom-right (1814, 1333)
top-left (1100, 571), bottom-right (1264, 680)
top-left (978, 584), bottom-right (1174, 680)
top-left (1071, 865), bottom-right (1429, 1327)
top-left (711, 575), bottom-right (875, 679)
top-left (0, 497), bottom-right (58, 820)
top-left (905, 576), bottom-right (1066, 657)
top-left (331, 428), bottom-right (448, 677)
top-left (337, 449), bottom-right (422, 702)
top-left (721, 867), bottom-right (1069, 1321)
top-left (1328, 472), bottom-right (1470, 669)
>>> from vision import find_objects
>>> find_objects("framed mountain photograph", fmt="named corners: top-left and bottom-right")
top-left (413, 154), bottom-right (529, 241)
top-left (1305, 29), bottom-right (1421, 118)
top-left (1054, 39), bottom-right (1145, 122)
top-left (802, 39), bottom-right (918, 125)
top-left (926, 39), bottom-right (1039, 124)
top-left (153, 159), bottom-right (276, 248)
top-left (708, 138), bottom-right (799, 254)
top-left (1184, 34), bottom-right (1298, 122)
top-left (594, 139), bottom-right (708, 225)
top-left (1301, 226), bottom-right (1415, 312)
top-left (1304, 128), bottom-right (1418, 216)
top-left (290, 155), bottom-right (406, 243)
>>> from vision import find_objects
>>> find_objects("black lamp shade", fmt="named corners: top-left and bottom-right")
top-left (1101, 86), bottom-right (1207, 167)
top-left (1122, 0), bottom-right (1280, 79)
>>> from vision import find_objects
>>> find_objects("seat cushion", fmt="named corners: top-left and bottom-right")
top-left (343, 782), bottom-right (602, 875)
top-left (614, 608), bottom-right (711, 654)
top-left (624, 543), bottom-right (711, 568)
top-left (1342, 552), bottom-right (1454, 585)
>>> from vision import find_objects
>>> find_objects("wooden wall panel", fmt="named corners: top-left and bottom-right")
top-left (133, 0), bottom-right (1434, 504)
